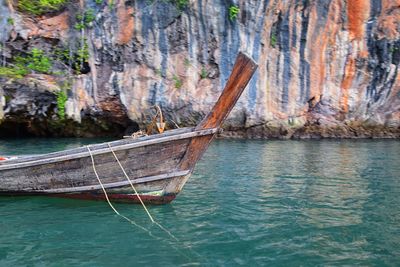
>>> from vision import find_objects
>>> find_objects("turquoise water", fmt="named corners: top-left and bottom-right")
top-left (0, 138), bottom-right (399, 266)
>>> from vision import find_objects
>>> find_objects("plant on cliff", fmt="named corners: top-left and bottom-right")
top-left (173, 75), bottom-right (183, 89)
top-left (200, 67), bottom-right (208, 79)
top-left (7, 18), bottom-right (14, 25)
top-left (26, 48), bottom-right (52, 73)
top-left (270, 33), bottom-right (277, 48)
top-left (0, 66), bottom-right (28, 79)
top-left (171, 0), bottom-right (189, 11)
top-left (18, 0), bottom-right (68, 16)
top-left (76, 40), bottom-right (89, 73)
top-left (0, 48), bottom-right (53, 78)
top-left (75, 9), bottom-right (96, 30)
top-left (228, 5), bottom-right (240, 21)
top-left (56, 90), bottom-right (68, 120)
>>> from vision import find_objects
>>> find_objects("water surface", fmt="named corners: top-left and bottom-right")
top-left (0, 138), bottom-right (399, 266)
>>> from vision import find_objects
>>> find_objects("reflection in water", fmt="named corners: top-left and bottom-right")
top-left (259, 141), bottom-right (371, 228)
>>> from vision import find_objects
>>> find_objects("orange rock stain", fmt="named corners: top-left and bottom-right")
top-left (340, 57), bottom-right (356, 112)
top-left (116, 1), bottom-right (134, 45)
top-left (347, 0), bottom-right (369, 40)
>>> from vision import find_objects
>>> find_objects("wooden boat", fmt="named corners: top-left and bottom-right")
top-left (0, 53), bottom-right (257, 204)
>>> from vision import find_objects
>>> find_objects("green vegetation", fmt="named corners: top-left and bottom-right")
top-left (76, 40), bottom-right (89, 72)
top-left (25, 48), bottom-right (52, 73)
top-left (200, 67), bottom-right (208, 79)
top-left (390, 46), bottom-right (399, 53)
top-left (171, 0), bottom-right (189, 11)
top-left (95, 0), bottom-right (103, 4)
top-left (184, 58), bottom-right (191, 67)
top-left (56, 90), bottom-right (68, 120)
top-left (270, 33), bottom-right (277, 48)
top-left (228, 5), bottom-right (240, 21)
top-left (108, 0), bottom-right (114, 9)
top-left (75, 9), bottom-right (96, 30)
top-left (0, 66), bottom-right (28, 79)
top-left (173, 75), bottom-right (183, 89)
top-left (0, 48), bottom-right (53, 79)
top-left (7, 18), bottom-right (14, 25)
top-left (18, 0), bottom-right (68, 16)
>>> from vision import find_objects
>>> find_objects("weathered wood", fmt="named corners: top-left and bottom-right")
top-left (0, 127), bottom-right (218, 171)
top-left (0, 127), bottom-right (195, 166)
top-left (40, 170), bottom-right (190, 193)
top-left (0, 138), bottom-right (191, 191)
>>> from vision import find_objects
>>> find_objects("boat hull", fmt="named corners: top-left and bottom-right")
top-left (0, 128), bottom-right (209, 203)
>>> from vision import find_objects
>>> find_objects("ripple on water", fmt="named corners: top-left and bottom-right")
top-left (0, 139), bottom-right (399, 265)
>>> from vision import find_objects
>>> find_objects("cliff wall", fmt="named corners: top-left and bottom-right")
top-left (0, 0), bottom-right (399, 138)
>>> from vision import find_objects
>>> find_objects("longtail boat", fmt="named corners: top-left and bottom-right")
top-left (0, 53), bottom-right (257, 204)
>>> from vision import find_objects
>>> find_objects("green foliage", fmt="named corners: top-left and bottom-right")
top-left (6, 48), bottom-right (53, 76)
top-left (173, 75), bottom-right (182, 89)
top-left (270, 33), bottom-right (277, 48)
top-left (200, 67), bottom-right (208, 79)
top-left (95, 0), bottom-right (103, 4)
top-left (74, 22), bottom-right (85, 30)
top-left (56, 90), bottom-right (68, 120)
top-left (228, 5), bottom-right (240, 21)
top-left (172, 0), bottom-right (189, 11)
top-left (390, 46), bottom-right (399, 53)
top-left (7, 18), bottom-right (14, 25)
top-left (18, 0), bottom-right (67, 16)
top-left (75, 9), bottom-right (96, 30)
top-left (54, 47), bottom-right (71, 62)
top-left (84, 9), bottom-right (95, 24)
top-left (184, 58), bottom-right (191, 66)
top-left (27, 48), bottom-right (52, 73)
top-left (0, 66), bottom-right (28, 79)
top-left (75, 40), bottom-right (89, 73)
top-left (108, 0), bottom-right (114, 9)
top-left (9, 48), bottom-right (52, 75)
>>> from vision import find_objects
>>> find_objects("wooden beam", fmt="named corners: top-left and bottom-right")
top-left (0, 128), bottom-right (218, 171)
top-left (26, 170), bottom-right (190, 193)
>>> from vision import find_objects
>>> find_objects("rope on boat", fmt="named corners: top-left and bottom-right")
top-left (106, 143), bottom-right (179, 242)
top-left (86, 146), bottom-right (144, 227)
top-left (106, 143), bottom-right (155, 223)
top-left (86, 145), bottom-right (178, 242)
top-left (86, 146), bottom-right (198, 261)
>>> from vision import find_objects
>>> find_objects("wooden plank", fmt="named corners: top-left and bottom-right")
top-left (0, 127), bottom-right (195, 165)
top-left (37, 170), bottom-right (190, 193)
top-left (0, 127), bottom-right (218, 171)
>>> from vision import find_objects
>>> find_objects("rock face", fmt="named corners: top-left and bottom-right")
top-left (0, 0), bottom-right (399, 138)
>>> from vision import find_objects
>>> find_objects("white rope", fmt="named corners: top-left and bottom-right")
top-left (106, 143), bottom-right (155, 223)
top-left (86, 146), bottom-right (147, 231)
top-left (107, 143), bottom-right (179, 242)
top-left (86, 145), bottom-right (198, 260)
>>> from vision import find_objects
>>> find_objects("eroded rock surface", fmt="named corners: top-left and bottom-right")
top-left (0, 0), bottom-right (399, 138)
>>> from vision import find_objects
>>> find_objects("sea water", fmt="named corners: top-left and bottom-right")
top-left (0, 138), bottom-right (399, 266)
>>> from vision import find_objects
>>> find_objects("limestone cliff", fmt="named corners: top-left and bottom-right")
top-left (0, 0), bottom-right (399, 138)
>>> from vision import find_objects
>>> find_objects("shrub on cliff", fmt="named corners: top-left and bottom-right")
top-left (17, 0), bottom-right (68, 16)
